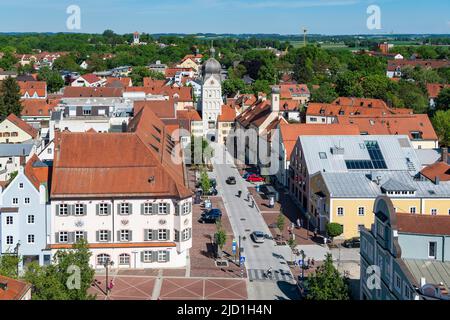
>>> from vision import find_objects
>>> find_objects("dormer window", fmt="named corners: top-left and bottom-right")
top-left (410, 131), bottom-right (423, 140)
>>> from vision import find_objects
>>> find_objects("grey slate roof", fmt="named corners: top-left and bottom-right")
top-left (381, 178), bottom-right (416, 192)
top-left (321, 170), bottom-right (450, 198)
top-left (300, 135), bottom-right (421, 174)
top-left (0, 143), bottom-right (33, 157)
top-left (403, 259), bottom-right (450, 292)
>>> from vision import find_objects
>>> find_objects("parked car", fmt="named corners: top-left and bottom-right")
top-left (226, 176), bottom-right (236, 185)
top-left (247, 174), bottom-right (264, 182)
top-left (199, 208), bottom-right (222, 224)
top-left (342, 237), bottom-right (360, 248)
top-left (250, 231), bottom-right (265, 243)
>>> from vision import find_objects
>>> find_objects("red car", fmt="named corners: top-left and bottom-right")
top-left (246, 174), bottom-right (264, 182)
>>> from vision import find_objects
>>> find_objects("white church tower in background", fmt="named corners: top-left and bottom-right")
top-left (201, 45), bottom-right (223, 141)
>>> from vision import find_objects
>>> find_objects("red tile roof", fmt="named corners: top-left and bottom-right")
top-left (0, 275), bottom-right (31, 300)
top-left (278, 84), bottom-right (310, 99)
top-left (218, 105), bottom-right (237, 122)
top-left (78, 73), bottom-right (101, 84)
top-left (105, 77), bottom-right (132, 88)
top-left (18, 80), bottom-right (46, 98)
top-left (177, 109), bottom-right (202, 122)
top-left (420, 162), bottom-right (450, 182)
top-left (235, 99), bottom-right (272, 128)
top-left (165, 67), bottom-right (193, 78)
top-left (143, 78), bottom-right (167, 88)
top-left (63, 87), bottom-right (123, 98)
top-left (336, 114), bottom-right (438, 141)
top-left (387, 59), bottom-right (450, 72)
top-left (51, 108), bottom-right (191, 199)
top-left (333, 97), bottom-right (388, 109)
top-left (426, 83), bottom-right (450, 98)
top-left (24, 154), bottom-right (49, 190)
top-left (20, 98), bottom-right (59, 117)
top-left (307, 100), bottom-right (412, 117)
top-left (5, 113), bottom-right (38, 138)
top-left (280, 123), bottom-right (360, 159)
top-left (396, 213), bottom-right (450, 236)
top-left (126, 86), bottom-right (192, 102)
top-left (134, 100), bottom-right (176, 119)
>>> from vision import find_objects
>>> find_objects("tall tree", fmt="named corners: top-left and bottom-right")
top-left (24, 239), bottom-right (95, 300)
top-left (0, 77), bottom-right (22, 120)
top-left (435, 87), bottom-right (450, 111)
top-left (38, 67), bottom-right (64, 93)
top-left (310, 83), bottom-right (338, 103)
top-left (306, 253), bottom-right (349, 300)
top-left (432, 110), bottom-right (450, 146)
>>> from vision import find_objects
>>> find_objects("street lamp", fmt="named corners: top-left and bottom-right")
top-left (103, 258), bottom-right (114, 295)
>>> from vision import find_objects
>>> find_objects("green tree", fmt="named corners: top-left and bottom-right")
top-left (276, 214), bottom-right (286, 241)
top-left (251, 79), bottom-right (271, 96)
top-left (435, 87), bottom-right (450, 111)
top-left (310, 83), bottom-right (338, 103)
top-left (0, 76), bottom-right (22, 120)
top-left (326, 223), bottom-right (343, 243)
top-left (335, 71), bottom-right (363, 97)
top-left (37, 67), bottom-right (64, 93)
top-left (0, 51), bottom-right (18, 70)
top-left (130, 66), bottom-right (153, 86)
top-left (432, 110), bottom-right (450, 146)
top-left (306, 253), bottom-right (349, 300)
top-left (200, 169), bottom-right (211, 195)
top-left (24, 239), bottom-right (95, 300)
top-left (215, 222), bottom-right (227, 258)
top-left (222, 78), bottom-right (246, 97)
top-left (0, 250), bottom-right (21, 279)
top-left (52, 54), bottom-right (80, 71)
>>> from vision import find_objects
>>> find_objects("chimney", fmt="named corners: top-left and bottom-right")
top-left (271, 87), bottom-right (280, 113)
top-left (442, 147), bottom-right (448, 164)
top-left (420, 277), bottom-right (426, 287)
top-left (435, 176), bottom-right (440, 185)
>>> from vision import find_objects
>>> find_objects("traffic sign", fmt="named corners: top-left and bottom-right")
top-left (298, 259), bottom-right (304, 266)
top-left (240, 256), bottom-right (246, 264)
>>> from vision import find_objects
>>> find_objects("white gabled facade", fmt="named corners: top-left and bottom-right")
top-left (50, 197), bottom-right (193, 269)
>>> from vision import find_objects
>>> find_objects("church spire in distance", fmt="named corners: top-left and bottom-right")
top-left (210, 40), bottom-right (216, 58)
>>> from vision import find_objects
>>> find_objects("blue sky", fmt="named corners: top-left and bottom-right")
top-left (0, 0), bottom-right (449, 35)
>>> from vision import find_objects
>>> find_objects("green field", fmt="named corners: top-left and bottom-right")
top-left (290, 41), bottom-right (368, 51)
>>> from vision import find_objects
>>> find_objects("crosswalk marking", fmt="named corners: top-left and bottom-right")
top-left (247, 269), bottom-right (294, 282)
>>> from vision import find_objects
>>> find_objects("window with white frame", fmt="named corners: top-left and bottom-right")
top-left (99, 230), bottom-right (109, 242)
top-left (99, 203), bottom-right (109, 215)
top-left (158, 251), bottom-right (168, 262)
top-left (158, 229), bottom-right (168, 241)
top-left (428, 242), bottom-right (437, 259)
top-left (409, 207), bottom-right (417, 214)
top-left (12, 198), bottom-right (18, 205)
top-left (143, 203), bottom-right (153, 215)
top-left (158, 203), bottom-right (168, 214)
top-left (183, 202), bottom-right (191, 215)
top-left (96, 254), bottom-right (110, 265)
top-left (27, 215), bottom-right (35, 224)
top-left (120, 230), bottom-right (131, 242)
top-left (59, 231), bottom-right (68, 243)
top-left (182, 229), bottom-right (191, 241)
top-left (6, 236), bottom-right (13, 245)
top-left (358, 207), bottom-right (365, 216)
top-left (120, 203), bottom-right (130, 215)
top-left (337, 207), bottom-right (344, 216)
top-left (119, 253), bottom-right (130, 265)
top-left (143, 251), bottom-right (152, 262)
top-left (6, 216), bottom-right (13, 225)
top-left (74, 204), bottom-right (84, 215)
top-left (75, 231), bottom-right (85, 242)
top-left (431, 208), bottom-right (437, 215)
top-left (27, 234), bottom-right (35, 244)
top-left (24, 197), bottom-right (30, 204)
top-left (59, 204), bottom-right (69, 216)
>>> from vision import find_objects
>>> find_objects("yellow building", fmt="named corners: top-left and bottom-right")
top-left (310, 169), bottom-right (450, 239)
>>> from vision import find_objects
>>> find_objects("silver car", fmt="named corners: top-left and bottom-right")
top-left (251, 231), bottom-right (265, 243)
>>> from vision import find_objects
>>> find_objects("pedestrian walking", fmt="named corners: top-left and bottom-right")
top-left (311, 258), bottom-right (315, 266)
top-left (313, 228), bottom-right (318, 238)
top-left (238, 190), bottom-right (242, 197)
